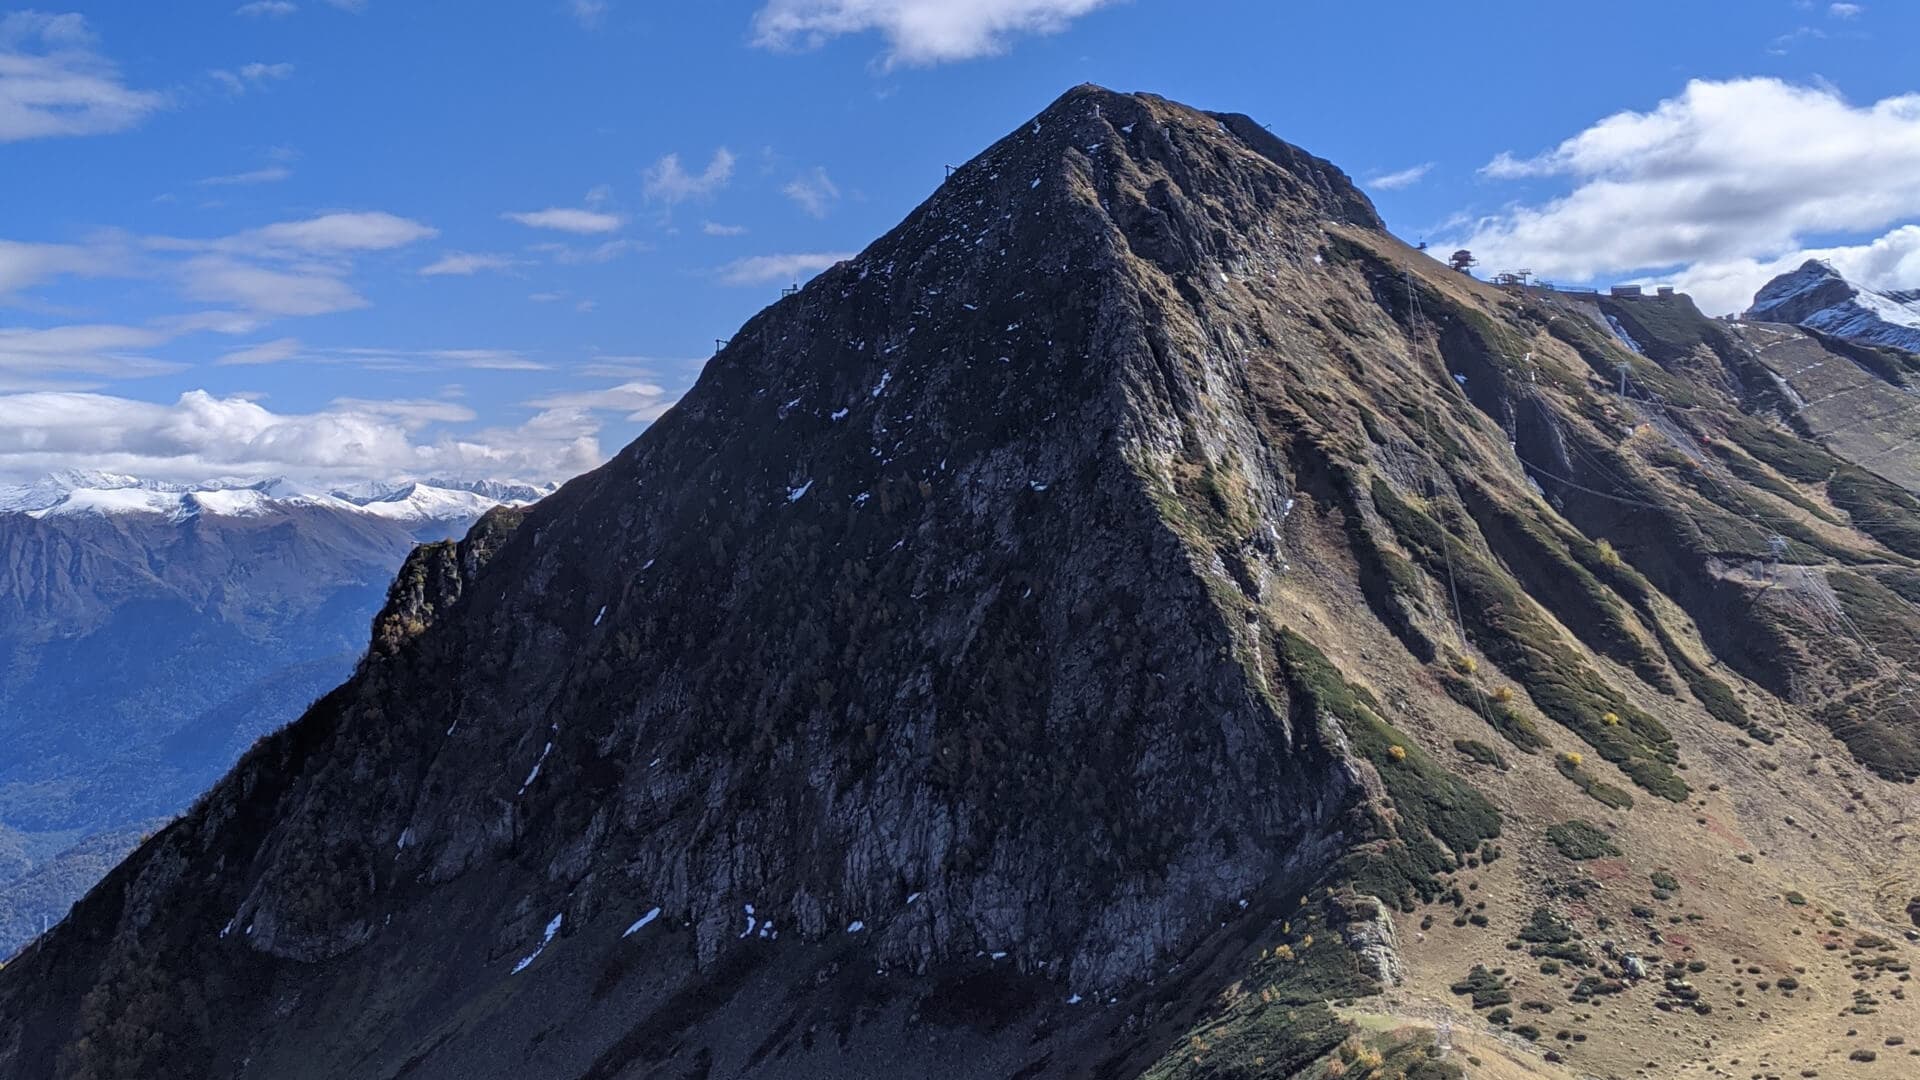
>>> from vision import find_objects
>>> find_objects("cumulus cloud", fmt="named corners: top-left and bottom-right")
top-left (503, 207), bottom-right (627, 234)
top-left (0, 389), bottom-right (606, 484)
top-left (750, 0), bottom-right (1119, 66)
top-left (717, 251), bottom-right (853, 285)
top-left (1447, 78), bottom-right (1920, 313)
top-left (0, 11), bottom-right (167, 141)
top-left (419, 251), bottom-right (515, 276)
top-left (783, 166), bottom-right (840, 218)
top-left (641, 149), bottom-right (736, 204)
top-left (1364, 163), bottom-right (1432, 191)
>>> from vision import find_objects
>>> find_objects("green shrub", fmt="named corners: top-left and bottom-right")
top-left (1546, 820), bottom-right (1621, 860)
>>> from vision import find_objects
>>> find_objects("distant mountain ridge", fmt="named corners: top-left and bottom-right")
top-left (1745, 258), bottom-right (1920, 354)
top-left (0, 471), bottom-right (555, 524)
top-left (0, 471), bottom-right (551, 960)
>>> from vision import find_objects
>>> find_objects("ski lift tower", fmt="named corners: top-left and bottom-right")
top-left (1448, 249), bottom-right (1476, 275)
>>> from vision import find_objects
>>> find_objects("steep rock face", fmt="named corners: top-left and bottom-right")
top-left (8, 85), bottom-right (1920, 1080)
top-left (1746, 259), bottom-right (1920, 354)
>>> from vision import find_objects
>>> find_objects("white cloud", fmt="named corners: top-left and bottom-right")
top-left (430, 348), bottom-right (546, 371)
top-left (0, 11), bottom-right (166, 141)
top-left (324, 0), bottom-right (367, 11)
top-left (703, 221), bottom-right (748, 236)
top-left (750, 0), bottom-right (1118, 66)
top-left (179, 255), bottom-right (368, 316)
top-left (0, 389), bottom-right (605, 484)
top-left (503, 207), bottom-right (626, 234)
top-left (1364, 163), bottom-right (1432, 191)
top-left (215, 337), bottom-right (303, 365)
top-left (4, 211), bottom-right (432, 319)
top-left (0, 237), bottom-right (127, 296)
top-left (196, 165), bottom-right (292, 186)
top-left (573, 355), bottom-right (679, 378)
top-left (530, 238), bottom-right (642, 264)
top-left (526, 380), bottom-right (676, 421)
top-left (1830, 3), bottom-right (1864, 17)
top-left (569, 0), bottom-right (610, 27)
top-left (717, 251), bottom-right (853, 285)
top-left (235, 2), bottom-right (299, 16)
top-left (1448, 78), bottom-right (1920, 312)
top-left (329, 396), bottom-right (476, 423)
top-left (0, 322), bottom-right (181, 385)
top-left (783, 166), bottom-right (840, 218)
top-left (419, 251), bottom-right (515, 276)
top-left (1671, 224), bottom-right (1920, 317)
top-left (641, 149), bottom-right (736, 204)
top-left (210, 61), bottom-right (294, 95)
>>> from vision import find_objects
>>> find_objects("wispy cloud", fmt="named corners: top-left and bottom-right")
top-left (150, 211), bottom-right (438, 315)
top-left (782, 167), bottom-right (840, 218)
top-left (0, 238), bottom-right (131, 297)
top-left (419, 251), bottom-right (515, 276)
top-left (1363, 162), bottom-right (1432, 191)
top-left (717, 251), bottom-right (852, 286)
top-left (751, 0), bottom-right (1120, 67)
top-left (703, 221), bottom-right (749, 237)
top-left (1830, 3), bottom-right (1864, 17)
top-left (234, 1), bottom-right (298, 16)
top-left (0, 11), bottom-right (167, 142)
top-left (642, 149), bottom-right (736, 204)
top-left (526, 380), bottom-right (675, 421)
top-left (210, 61), bottom-right (294, 95)
top-left (568, 0), bottom-right (610, 27)
top-left (530, 238), bottom-right (642, 264)
top-left (503, 207), bottom-right (627, 234)
top-left (196, 165), bottom-right (293, 186)
top-left (0, 322), bottom-right (183, 386)
top-left (215, 337), bottom-right (303, 365)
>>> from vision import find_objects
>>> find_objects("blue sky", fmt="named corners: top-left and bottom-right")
top-left (3, 0), bottom-right (1916, 483)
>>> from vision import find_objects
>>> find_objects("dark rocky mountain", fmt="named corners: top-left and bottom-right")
top-left (1745, 258), bottom-right (1920, 355)
top-left (0, 475), bottom-right (537, 960)
top-left (5, 86), bottom-right (1920, 1080)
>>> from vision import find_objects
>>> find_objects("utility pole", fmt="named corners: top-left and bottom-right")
top-left (1616, 362), bottom-right (1631, 398)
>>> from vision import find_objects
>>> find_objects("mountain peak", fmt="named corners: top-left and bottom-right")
top-left (1746, 258), bottom-right (1920, 353)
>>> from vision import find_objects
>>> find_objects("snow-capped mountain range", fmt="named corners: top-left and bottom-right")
top-left (1745, 259), bottom-right (1920, 354)
top-left (0, 470), bottom-right (555, 525)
